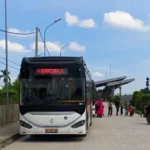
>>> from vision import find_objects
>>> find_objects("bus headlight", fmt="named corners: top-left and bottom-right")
top-left (71, 120), bottom-right (85, 128)
top-left (20, 120), bottom-right (32, 129)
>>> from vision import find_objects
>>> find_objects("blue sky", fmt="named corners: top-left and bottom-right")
top-left (0, 0), bottom-right (150, 94)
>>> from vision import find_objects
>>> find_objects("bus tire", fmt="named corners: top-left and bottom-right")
top-left (86, 116), bottom-right (89, 130)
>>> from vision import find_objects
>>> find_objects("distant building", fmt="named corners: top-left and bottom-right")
top-left (120, 95), bottom-right (132, 105)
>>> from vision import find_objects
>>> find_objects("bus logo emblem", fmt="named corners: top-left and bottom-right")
top-left (50, 119), bottom-right (54, 124)
top-left (64, 116), bottom-right (68, 120)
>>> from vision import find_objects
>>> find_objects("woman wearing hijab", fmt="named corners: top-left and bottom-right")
top-left (96, 99), bottom-right (104, 118)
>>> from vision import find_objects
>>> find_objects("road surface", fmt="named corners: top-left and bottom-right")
top-left (2, 102), bottom-right (150, 150)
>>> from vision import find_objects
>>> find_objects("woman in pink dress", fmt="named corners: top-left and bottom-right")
top-left (96, 99), bottom-right (104, 118)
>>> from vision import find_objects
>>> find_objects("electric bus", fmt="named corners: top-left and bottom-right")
top-left (19, 56), bottom-right (95, 136)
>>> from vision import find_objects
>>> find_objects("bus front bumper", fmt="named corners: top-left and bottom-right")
top-left (20, 125), bottom-right (86, 135)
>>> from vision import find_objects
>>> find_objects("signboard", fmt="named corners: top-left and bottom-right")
top-left (36, 69), bottom-right (68, 75)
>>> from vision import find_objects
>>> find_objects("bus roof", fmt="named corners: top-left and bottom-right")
top-left (21, 56), bottom-right (84, 65)
top-left (21, 56), bottom-right (92, 79)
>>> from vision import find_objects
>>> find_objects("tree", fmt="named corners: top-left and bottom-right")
top-left (140, 88), bottom-right (150, 94)
top-left (0, 69), bottom-right (11, 87)
top-left (11, 79), bottom-right (20, 91)
top-left (112, 95), bottom-right (120, 103)
top-left (132, 91), bottom-right (142, 110)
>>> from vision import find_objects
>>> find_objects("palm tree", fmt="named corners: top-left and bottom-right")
top-left (0, 69), bottom-right (11, 88)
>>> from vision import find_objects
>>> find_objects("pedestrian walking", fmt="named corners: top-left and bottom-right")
top-left (115, 100), bottom-right (120, 116)
top-left (124, 101), bottom-right (128, 116)
top-left (108, 101), bottom-right (113, 117)
top-left (120, 105), bottom-right (123, 115)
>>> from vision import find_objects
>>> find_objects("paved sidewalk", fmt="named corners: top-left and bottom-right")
top-left (0, 122), bottom-right (21, 149)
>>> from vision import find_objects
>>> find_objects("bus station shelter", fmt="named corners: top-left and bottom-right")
top-left (94, 76), bottom-right (135, 99)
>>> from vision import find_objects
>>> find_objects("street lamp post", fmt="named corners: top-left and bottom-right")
top-left (44, 18), bottom-right (61, 56)
top-left (60, 44), bottom-right (70, 56)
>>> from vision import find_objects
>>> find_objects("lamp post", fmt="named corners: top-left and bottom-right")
top-left (60, 44), bottom-right (70, 56)
top-left (44, 18), bottom-right (61, 56)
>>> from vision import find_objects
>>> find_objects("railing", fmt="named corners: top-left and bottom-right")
top-left (0, 104), bottom-right (19, 127)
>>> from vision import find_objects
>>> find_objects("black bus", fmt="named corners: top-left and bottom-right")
top-left (19, 56), bottom-right (96, 136)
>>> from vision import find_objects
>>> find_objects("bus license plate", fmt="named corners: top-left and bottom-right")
top-left (45, 128), bottom-right (58, 133)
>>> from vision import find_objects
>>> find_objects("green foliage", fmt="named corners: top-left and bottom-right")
top-left (11, 79), bottom-right (20, 91)
top-left (0, 69), bottom-right (11, 87)
top-left (140, 88), bottom-right (150, 94)
top-left (132, 90), bottom-right (150, 111)
top-left (112, 95), bottom-right (120, 103)
top-left (107, 95), bottom-right (113, 102)
top-left (0, 77), bottom-right (20, 105)
top-left (132, 91), bottom-right (142, 107)
top-left (140, 94), bottom-right (150, 110)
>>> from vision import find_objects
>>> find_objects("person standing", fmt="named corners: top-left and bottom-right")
top-left (124, 101), bottom-right (128, 116)
top-left (115, 100), bottom-right (120, 116)
top-left (96, 99), bottom-right (104, 118)
top-left (129, 107), bottom-right (134, 116)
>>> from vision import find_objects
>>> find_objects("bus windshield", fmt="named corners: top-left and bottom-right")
top-left (20, 78), bottom-right (84, 105)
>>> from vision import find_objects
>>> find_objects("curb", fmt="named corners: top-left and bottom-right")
top-left (0, 133), bottom-right (23, 149)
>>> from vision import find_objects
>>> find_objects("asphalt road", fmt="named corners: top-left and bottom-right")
top-left (2, 102), bottom-right (150, 150)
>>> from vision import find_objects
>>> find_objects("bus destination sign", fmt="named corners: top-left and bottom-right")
top-left (36, 68), bottom-right (67, 75)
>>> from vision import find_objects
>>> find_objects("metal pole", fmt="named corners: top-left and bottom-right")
top-left (60, 44), bottom-right (70, 56)
top-left (44, 18), bottom-right (61, 56)
top-left (110, 64), bottom-right (111, 79)
top-left (5, 0), bottom-right (9, 105)
top-left (35, 27), bottom-right (39, 57)
top-left (119, 86), bottom-right (122, 103)
top-left (5, 0), bottom-right (9, 124)
top-left (44, 31), bottom-right (46, 57)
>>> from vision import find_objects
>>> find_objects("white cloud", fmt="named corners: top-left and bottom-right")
top-left (10, 76), bottom-right (17, 83)
top-left (65, 12), bottom-right (79, 26)
top-left (88, 65), bottom-right (128, 78)
top-left (31, 41), bottom-right (62, 53)
top-left (0, 39), bottom-right (31, 53)
top-left (92, 72), bottom-right (104, 77)
top-left (79, 19), bottom-right (96, 28)
top-left (8, 28), bottom-right (34, 38)
top-left (104, 11), bottom-right (150, 31)
top-left (31, 41), bottom-right (86, 53)
top-left (69, 42), bottom-right (86, 52)
top-left (65, 11), bottom-right (96, 28)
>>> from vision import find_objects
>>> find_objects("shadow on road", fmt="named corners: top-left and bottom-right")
top-left (22, 135), bottom-right (84, 143)
top-left (136, 122), bottom-right (149, 125)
